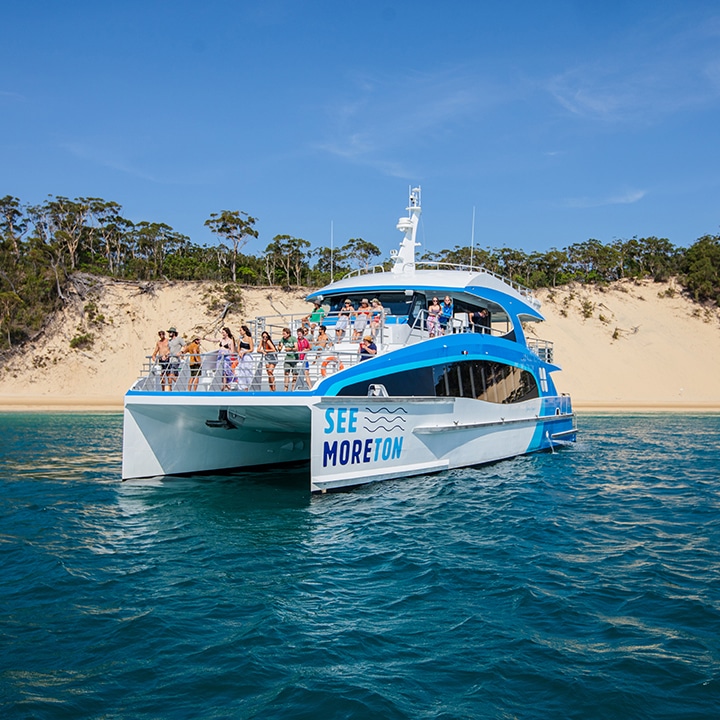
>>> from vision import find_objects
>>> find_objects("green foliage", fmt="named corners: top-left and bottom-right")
top-left (0, 192), bottom-right (718, 354)
top-left (205, 210), bottom-right (258, 283)
top-left (680, 235), bottom-right (720, 303)
top-left (83, 301), bottom-right (105, 325)
top-left (70, 332), bottom-right (94, 350)
top-left (580, 300), bottom-right (594, 318)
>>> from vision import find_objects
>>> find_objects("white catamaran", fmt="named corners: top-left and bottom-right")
top-left (122, 188), bottom-right (576, 491)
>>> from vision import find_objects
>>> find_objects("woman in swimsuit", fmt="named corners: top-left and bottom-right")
top-left (353, 298), bottom-right (372, 341)
top-left (204, 326), bottom-right (236, 391)
top-left (236, 325), bottom-right (255, 391)
top-left (336, 299), bottom-right (353, 342)
top-left (427, 297), bottom-right (442, 338)
top-left (259, 331), bottom-right (279, 391)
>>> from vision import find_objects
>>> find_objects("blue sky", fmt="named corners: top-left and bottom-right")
top-left (2, 1), bottom-right (719, 261)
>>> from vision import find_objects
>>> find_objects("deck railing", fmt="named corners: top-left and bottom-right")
top-left (527, 338), bottom-right (554, 363)
top-left (132, 348), bottom-right (364, 393)
top-left (340, 260), bottom-right (538, 306)
top-left (131, 314), bottom-right (556, 394)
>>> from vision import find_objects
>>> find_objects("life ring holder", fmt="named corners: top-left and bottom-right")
top-left (320, 356), bottom-right (345, 377)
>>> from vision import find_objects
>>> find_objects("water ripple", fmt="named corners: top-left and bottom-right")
top-left (1, 413), bottom-right (719, 718)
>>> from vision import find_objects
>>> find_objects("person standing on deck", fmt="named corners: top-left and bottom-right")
top-left (204, 327), bottom-right (236, 391)
top-left (479, 307), bottom-right (491, 333)
top-left (369, 298), bottom-right (385, 339)
top-left (182, 336), bottom-right (202, 391)
top-left (296, 327), bottom-right (312, 388)
top-left (259, 331), bottom-right (279, 391)
top-left (151, 330), bottom-right (171, 391)
top-left (352, 298), bottom-right (372, 341)
top-left (335, 299), bottom-right (353, 342)
top-left (236, 325), bottom-right (255, 391)
top-left (167, 327), bottom-right (185, 390)
top-left (439, 296), bottom-right (454, 334)
top-left (427, 297), bottom-right (442, 337)
top-left (279, 327), bottom-right (299, 391)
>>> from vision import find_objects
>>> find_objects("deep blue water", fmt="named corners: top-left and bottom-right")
top-left (1, 413), bottom-right (719, 719)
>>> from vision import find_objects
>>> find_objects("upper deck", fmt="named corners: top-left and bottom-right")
top-left (129, 306), bottom-right (555, 395)
top-left (127, 187), bottom-right (554, 395)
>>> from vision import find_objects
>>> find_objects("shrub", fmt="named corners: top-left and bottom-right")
top-left (70, 333), bottom-right (94, 350)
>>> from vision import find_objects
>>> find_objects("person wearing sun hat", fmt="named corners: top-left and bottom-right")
top-left (182, 335), bottom-right (202, 391)
top-left (359, 335), bottom-right (377, 361)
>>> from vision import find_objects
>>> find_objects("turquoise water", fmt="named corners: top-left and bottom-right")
top-left (1, 413), bottom-right (718, 719)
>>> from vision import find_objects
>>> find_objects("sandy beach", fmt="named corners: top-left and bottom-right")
top-left (0, 277), bottom-right (718, 413)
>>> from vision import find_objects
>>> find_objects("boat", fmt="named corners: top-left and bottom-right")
top-left (122, 187), bottom-right (577, 491)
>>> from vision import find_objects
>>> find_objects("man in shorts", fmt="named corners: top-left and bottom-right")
top-left (167, 327), bottom-right (185, 390)
top-left (279, 327), bottom-right (299, 391)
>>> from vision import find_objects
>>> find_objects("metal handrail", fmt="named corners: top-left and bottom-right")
top-left (132, 348), bottom-right (364, 393)
top-left (337, 259), bottom-right (535, 300)
top-left (526, 338), bottom-right (554, 363)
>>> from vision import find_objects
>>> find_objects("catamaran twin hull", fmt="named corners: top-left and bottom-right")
top-left (122, 391), bottom-right (575, 492)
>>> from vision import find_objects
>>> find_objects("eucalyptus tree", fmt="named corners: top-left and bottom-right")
top-left (25, 203), bottom-right (68, 300)
top-left (0, 290), bottom-right (22, 347)
top-left (309, 245), bottom-right (349, 285)
top-left (494, 247), bottom-right (531, 285)
top-left (43, 196), bottom-right (92, 271)
top-left (340, 238), bottom-right (382, 271)
top-left (539, 248), bottom-right (570, 287)
top-left (0, 197), bottom-right (27, 297)
top-left (567, 239), bottom-right (619, 283)
top-left (204, 210), bottom-right (258, 283)
top-left (86, 198), bottom-right (127, 276)
top-left (636, 236), bottom-right (678, 280)
top-left (263, 235), bottom-right (310, 286)
top-left (0, 195), bottom-right (26, 259)
top-left (431, 244), bottom-right (472, 265)
top-left (680, 234), bottom-right (720, 303)
top-left (129, 222), bottom-right (189, 279)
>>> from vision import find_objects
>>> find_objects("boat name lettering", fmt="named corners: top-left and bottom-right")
top-left (322, 437), bottom-right (404, 467)
top-left (323, 407), bottom-right (358, 433)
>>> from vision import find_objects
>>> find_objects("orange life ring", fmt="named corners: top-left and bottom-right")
top-left (320, 356), bottom-right (345, 376)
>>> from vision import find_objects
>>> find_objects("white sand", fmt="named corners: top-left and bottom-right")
top-left (533, 280), bottom-right (720, 411)
top-left (1, 277), bottom-right (718, 412)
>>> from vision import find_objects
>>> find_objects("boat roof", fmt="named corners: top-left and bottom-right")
top-left (307, 266), bottom-right (544, 321)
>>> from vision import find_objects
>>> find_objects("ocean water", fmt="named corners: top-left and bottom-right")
top-left (0, 413), bottom-right (718, 719)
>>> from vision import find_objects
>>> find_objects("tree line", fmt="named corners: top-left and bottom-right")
top-left (1, 193), bottom-right (718, 350)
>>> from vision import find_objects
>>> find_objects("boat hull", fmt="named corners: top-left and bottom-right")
top-left (122, 393), bottom-right (313, 480)
top-left (309, 394), bottom-right (574, 491)
top-left (122, 391), bottom-right (575, 490)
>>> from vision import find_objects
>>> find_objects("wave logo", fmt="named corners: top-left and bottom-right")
top-left (361, 406), bottom-right (407, 433)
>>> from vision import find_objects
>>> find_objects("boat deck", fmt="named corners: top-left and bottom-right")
top-left (130, 311), bottom-right (555, 395)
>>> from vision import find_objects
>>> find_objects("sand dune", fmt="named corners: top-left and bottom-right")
top-left (0, 277), bottom-right (718, 412)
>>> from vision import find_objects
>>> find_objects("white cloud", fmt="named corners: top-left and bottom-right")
top-left (60, 140), bottom-right (216, 185)
top-left (547, 13), bottom-right (720, 122)
top-left (561, 189), bottom-right (646, 209)
top-left (313, 66), bottom-right (515, 177)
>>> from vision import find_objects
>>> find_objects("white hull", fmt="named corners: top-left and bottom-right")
top-left (122, 394), bottom-right (313, 479)
top-left (123, 392), bottom-right (574, 491)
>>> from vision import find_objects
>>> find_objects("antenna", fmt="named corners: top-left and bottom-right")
top-left (470, 206), bottom-right (476, 268)
top-left (330, 220), bottom-right (334, 283)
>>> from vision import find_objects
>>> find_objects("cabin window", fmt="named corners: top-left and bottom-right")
top-left (434, 360), bottom-right (539, 404)
top-left (326, 292), bottom-right (415, 317)
top-left (337, 359), bottom-right (538, 404)
top-left (338, 366), bottom-right (436, 397)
